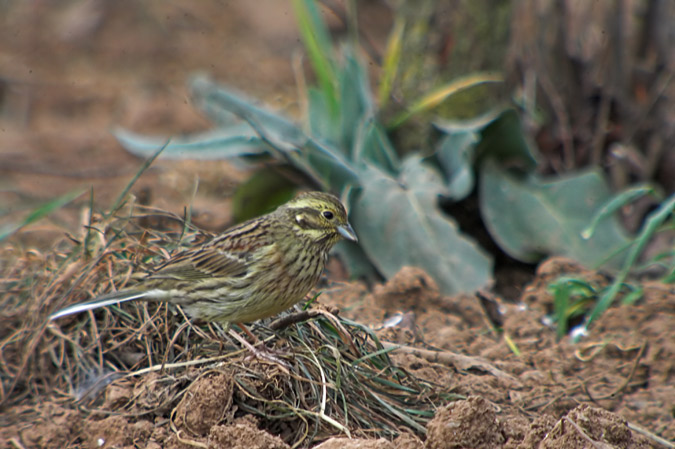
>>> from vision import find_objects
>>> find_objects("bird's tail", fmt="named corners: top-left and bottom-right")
top-left (49, 290), bottom-right (151, 320)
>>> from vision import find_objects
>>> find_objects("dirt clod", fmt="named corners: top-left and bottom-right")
top-left (83, 416), bottom-right (153, 449)
top-left (425, 396), bottom-right (505, 449)
top-left (173, 370), bottom-right (234, 437)
top-left (207, 416), bottom-right (289, 449)
top-left (372, 266), bottom-right (441, 314)
top-left (314, 437), bottom-right (396, 449)
top-left (540, 404), bottom-right (653, 449)
top-left (13, 404), bottom-right (83, 449)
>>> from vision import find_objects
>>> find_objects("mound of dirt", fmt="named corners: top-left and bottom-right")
top-left (2, 258), bottom-right (672, 448)
top-left (325, 262), bottom-right (674, 447)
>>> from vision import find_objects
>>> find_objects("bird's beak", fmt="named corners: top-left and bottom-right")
top-left (337, 223), bottom-right (358, 242)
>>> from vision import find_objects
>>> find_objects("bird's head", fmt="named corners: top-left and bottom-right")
top-left (278, 191), bottom-right (358, 248)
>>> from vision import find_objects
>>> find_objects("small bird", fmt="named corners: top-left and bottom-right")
top-left (50, 192), bottom-right (358, 333)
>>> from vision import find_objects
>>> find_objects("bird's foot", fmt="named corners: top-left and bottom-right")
top-left (227, 327), bottom-right (288, 367)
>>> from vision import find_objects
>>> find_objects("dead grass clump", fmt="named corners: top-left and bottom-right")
top-left (0, 201), bottom-right (459, 447)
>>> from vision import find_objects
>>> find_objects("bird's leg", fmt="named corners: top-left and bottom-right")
top-left (227, 325), bottom-right (260, 353)
top-left (229, 323), bottom-right (286, 366)
top-left (236, 322), bottom-right (262, 345)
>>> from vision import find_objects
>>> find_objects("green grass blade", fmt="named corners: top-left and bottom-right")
top-left (292, 0), bottom-right (338, 117)
top-left (586, 193), bottom-right (675, 327)
top-left (552, 282), bottom-right (570, 340)
top-left (663, 263), bottom-right (675, 283)
top-left (0, 189), bottom-right (85, 242)
top-left (389, 73), bottom-right (503, 128)
top-left (620, 284), bottom-right (643, 305)
top-left (107, 139), bottom-right (169, 218)
top-left (582, 184), bottom-right (656, 239)
top-left (378, 17), bottom-right (405, 107)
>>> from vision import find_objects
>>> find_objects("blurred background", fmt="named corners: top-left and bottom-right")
top-left (1, 0), bottom-right (673, 294)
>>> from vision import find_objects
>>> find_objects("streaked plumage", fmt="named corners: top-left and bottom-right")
top-left (50, 192), bottom-right (357, 328)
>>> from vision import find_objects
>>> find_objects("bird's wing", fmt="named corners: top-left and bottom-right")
top-left (149, 245), bottom-right (249, 281)
top-left (147, 216), bottom-right (271, 282)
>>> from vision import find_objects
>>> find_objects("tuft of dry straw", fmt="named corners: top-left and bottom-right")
top-left (0, 201), bottom-right (460, 447)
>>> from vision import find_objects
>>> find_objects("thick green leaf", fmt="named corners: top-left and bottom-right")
top-left (305, 46), bottom-right (376, 155)
top-left (433, 107), bottom-right (506, 135)
top-left (479, 161), bottom-right (630, 268)
top-left (435, 131), bottom-right (479, 200)
top-left (303, 139), bottom-right (361, 192)
top-left (307, 87), bottom-right (341, 145)
top-left (399, 155), bottom-right (448, 204)
top-left (190, 76), bottom-right (359, 191)
top-left (114, 127), bottom-right (265, 160)
top-left (477, 109), bottom-right (537, 171)
top-left (352, 118), bottom-right (400, 174)
top-left (351, 163), bottom-right (493, 295)
top-left (190, 76), bottom-right (307, 152)
top-left (338, 48), bottom-right (374, 152)
top-left (433, 110), bottom-right (506, 199)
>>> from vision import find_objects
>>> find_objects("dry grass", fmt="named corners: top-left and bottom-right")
top-left (0, 198), bottom-right (459, 446)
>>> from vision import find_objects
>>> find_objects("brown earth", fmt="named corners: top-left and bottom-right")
top-left (1, 262), bottom-right (673, 448)
top-left (1, 2), bottom-right (673, 449)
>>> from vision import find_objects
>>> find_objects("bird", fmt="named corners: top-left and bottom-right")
top-left (49, 192), bottom-right (358, 337)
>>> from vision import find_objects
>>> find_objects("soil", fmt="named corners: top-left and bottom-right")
top-left (1, 2), bottom-right (673, 449)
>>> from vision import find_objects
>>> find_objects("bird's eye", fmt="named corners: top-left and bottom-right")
top-left (322, 210), bottom-right (334, 220)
